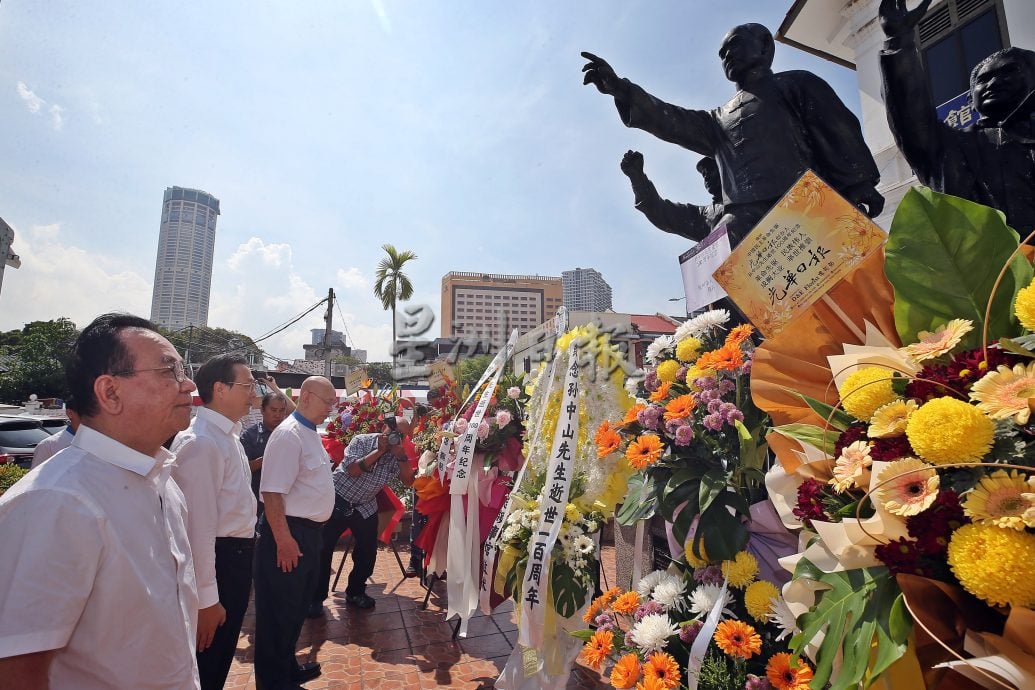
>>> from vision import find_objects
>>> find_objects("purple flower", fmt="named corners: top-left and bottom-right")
top-left (638, 405), bottom-right (663, 431)
top-left (679, 620), bottom-right (704, 644)
top-left (676, 366), bottom-right (689, 382)
top-left (744, 675), bottom-right (772, 690)
top-left (695, 375), bottom-right (717, 390)
top-left (675, 425), bottom-right (694, 446)
top-left (703, 413), bottom-right (723, 431)
top-left (717, 378), bottom-right (737, 395)
top-left (644, 370), bottom-right (660, 393)
top-left (665, 418), bottom-right (683, 435)
top-left (635, 600), bottom-right (667, 620)
top-left (707, 399), bottom-right (722, 414)
top-left (725, 408), bottom-right (745, 424)
top-left (594, 613), bottom-right (615, 631)
top-left (693, 564), bottom-right (723, 585)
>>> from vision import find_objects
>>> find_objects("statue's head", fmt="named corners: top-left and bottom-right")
top-left (696, 157), bottom-right (721, 200)
top-left (970, 47), bottom-right (1035, 124)
top-left (719, 23), bottom-right (775, 84)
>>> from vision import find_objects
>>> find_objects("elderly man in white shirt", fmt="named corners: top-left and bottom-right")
top-left (0, 313), bottom-right (200, 690)
top-left (254, 376), bottom-right (336, 690)
top-left (171, 354), bottom-right (260, 690)
top-left (30, 403), bottom-right (80, 468)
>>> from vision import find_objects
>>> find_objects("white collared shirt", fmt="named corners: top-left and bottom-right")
top-left (171, 406), bottom-right (258, 608)
top-left (0, 424), bottom-right (200, 690)
top-left (30, 426), bottom-right (75, 468)
top-left (259, 413), bottom-right (334, 522)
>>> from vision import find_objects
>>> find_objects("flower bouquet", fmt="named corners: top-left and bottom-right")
top-left (573, 557), bottom-right (813, 690)
top-left (759, 188), bottom-right (1035, 689)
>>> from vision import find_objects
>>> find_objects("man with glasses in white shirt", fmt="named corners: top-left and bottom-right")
top-left (254, 376), bottom-right (336, 690)
top-left (0, 313), bottom-right (201, 689)
top-left (171, 354), bottom-right (260, 689)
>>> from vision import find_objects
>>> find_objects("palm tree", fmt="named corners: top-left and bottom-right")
top-left (373, 243), bottom-right (417, 370)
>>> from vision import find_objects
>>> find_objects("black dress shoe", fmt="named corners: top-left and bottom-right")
top-left (404, 564), bottom-right (421, 578)
top-left (305, 601), bottom-right (324, 619)
top-left (292, 661), bottom-right (322, 683)
top-left (345, 593), bottom-right (376, 609)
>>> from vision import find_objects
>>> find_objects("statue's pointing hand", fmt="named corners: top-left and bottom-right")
top-left (581, 52), bottom-right (620, 95)
top-left (878, 0), bottom-right (933, 38)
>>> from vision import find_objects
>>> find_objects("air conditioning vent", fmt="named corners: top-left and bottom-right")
top-left (956, 0), bottom-right (991, 21)
top-left (919, 3), bottom-right (952, 43)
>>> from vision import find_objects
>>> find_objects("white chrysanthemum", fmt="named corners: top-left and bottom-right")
top-left (625, 375), bottom-right (643, 398)
top-left (501, 524), bottom-right (520, 542)
top-left (770, 596), bottom-right (798, 642)
top-left (574, 534), bottom-right (595, 555)
top-left (651, 579), bottom-right (687, 610)
top-left (646, 335), bottom-right (675, 365)
top-left (688, 584), bottom-right (734, 619)
top-left (627, 613), bottom-right (679, 654)
top-left (636, 571), bottom-right (668, 599)
top-left (674, 310), bottom-right (730, 341)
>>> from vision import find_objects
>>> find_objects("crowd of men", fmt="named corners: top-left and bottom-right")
top-left (0, 313), bottom-right (416, 690)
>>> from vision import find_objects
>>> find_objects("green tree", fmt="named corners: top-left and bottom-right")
top-left (160, 325), bottom-right (262, 370)
top-left (0, 318), bottom-right (80, 404)
top-left (372, 244), bottom-right (417, 369)
top-left (365, 362), bottom-right (395, 387)
top-left (457, 354), bottom-right (494, 388)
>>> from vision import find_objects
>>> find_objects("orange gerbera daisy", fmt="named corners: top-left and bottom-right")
top-left (594, 420), bottom-right (613, 446)
top-left (609, 653), bottom-right (642, 689)
top-left (579, 629), bottom-right (613, 670)
top-left (596, 425), bottom-right (622, 459)
top-left (635, 677), bottom-right (668, 690)
top-left (622, 404), bottom-right (646, 426)
top-left (696, 345), bottom-right (744, 372)
top-left (582, 586), bottom-right (622, 623)
top-left (766, 653), bottom-right (814, 690)
top-left (713, 620), bottom-right (762, 659)
top-left (626, 434), bottom-right (664, 470)
top-left (649, 381), bottom-right (672, 402)
top-left (642, 652), bottom-right (681, 689)
top-left (664, 394), bottom-right (696, 421)
top-left (725, 324), bottom-right (754, 347)
top-left (611, 590), bottom-right (642, 615)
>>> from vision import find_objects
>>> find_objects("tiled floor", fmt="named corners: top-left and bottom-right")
top-left (225, 540), bottom-right (615, 689)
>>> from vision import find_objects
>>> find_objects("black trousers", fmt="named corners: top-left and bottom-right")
top-left (313, 495), bottom-right (379, 605)
top-left (198, 537), bottom-right (254, 690)
top-left (253, 515), bottom-right (323, 690)
top-left (409, 494), bottom-right (427, 570)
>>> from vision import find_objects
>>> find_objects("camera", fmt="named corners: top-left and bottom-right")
top-left (385, 417), bottom-right (402, 446)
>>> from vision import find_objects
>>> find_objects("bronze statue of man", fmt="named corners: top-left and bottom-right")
top-left (879, 0), bottom-right (1035, 238)
top-left (582, 23), bottom-right (884, 248)
top-left (621, 151), bottom-right (724, 242)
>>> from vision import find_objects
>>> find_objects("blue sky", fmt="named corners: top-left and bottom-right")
top-left (0, 1), bottom-right (862, 362)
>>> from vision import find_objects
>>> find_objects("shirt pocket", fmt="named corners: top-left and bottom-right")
top-left (301, 446), bottom-right (328, 472)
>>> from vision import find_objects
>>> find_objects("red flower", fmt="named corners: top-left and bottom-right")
top-left (793, 478), bottom-right (828, 528)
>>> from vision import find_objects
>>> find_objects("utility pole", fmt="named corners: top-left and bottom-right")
top-left (0, 217), bottom-right (21, 299)
top-left (322, 288), bottom-right (335, 379)
top-left (185, 325), bottom-right (195, 376)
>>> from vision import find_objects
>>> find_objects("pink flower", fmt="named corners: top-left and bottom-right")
top-left (453, 417), bottom-right (469, 435)
top-left (507, 386), bottom-right (521, 399)
top-left (496, 410), bottom-right (513, 427)
top-left (477, 420), bottom-right (491, 439)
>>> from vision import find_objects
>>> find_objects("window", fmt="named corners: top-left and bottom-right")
top-left (919, 0), bottom-right (1006, 106)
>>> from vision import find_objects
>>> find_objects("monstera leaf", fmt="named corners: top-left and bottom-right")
top-left (885, 187), bottom-right (1033, 350)
top-left (551, 561), bottom-right (589, 619)
top-left (790, 558), bottom-right (911, 689)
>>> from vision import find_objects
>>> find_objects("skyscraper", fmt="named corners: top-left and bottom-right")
top-left (562, 267), bottom-right (613, 311)
top-left (440, 271), bottom-right (564, 346)
top-left (150, 186), bottom-right (220, 329)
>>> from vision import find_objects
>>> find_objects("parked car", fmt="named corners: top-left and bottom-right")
top-left (0, 417), bottom-right (53, 469)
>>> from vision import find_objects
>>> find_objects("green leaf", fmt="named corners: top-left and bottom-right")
top-left (885, 187), bottom-right (1033, 349)
top-left (795, 393), bottom-right (855, 432)
top-left (697, 495), bottom-right (748, 561)
top-left (773, 423), bottom-right (839, 457)
top-left (569, 629), bottom-right (595, 641)
top-left (550, 562), bottom-right (588, 619)
top-left (616, 473), bottom-right (657, 525)
top-left (698, 469), bottom-right (726, 515)
top-left (790, 561), bottom-right (910, 690)
top-left (999, 338), bottom-right (1035, 359)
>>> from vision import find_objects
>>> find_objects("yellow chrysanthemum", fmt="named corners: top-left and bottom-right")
top-left (684, 365), bottom-right (711, 389)
top-left (656, 359), bottom-right (681, 383)
top-left (874, 458), bottom-right (939, 516)
top-left (947, 523), bottom-right (1035, 607)
top-left (744, 580), bottom-right (780, 623)
top-left (963, 470), bottom-right (1035, 530)
top-left (970, 362), bottom-right (1035, 424)
top-left (868, 399), bottom-right (918, 438)
top-left (906, 397), bottom-right (994, 464)
top-left (1015, 280), bottom-right (1035, 332)
top-left (838, 366), bottom-right (898, 422)
top-left (900, 319), bottom-right (974, 362)
top-left (684, 540), bottom-right (711, 567)
top-left (675, 337), bottom-right (703, 363)
top-left (565, 503), bottom-right (583, 523)
top-left (721, 551), bottom-right (759, 589)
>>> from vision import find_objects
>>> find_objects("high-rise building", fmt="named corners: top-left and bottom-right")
top-left (562, 267), bottom-right (613, 312)
top-left (440, 271), bottom-right (563, 346)
top-left (150, 186), bottom-right (220, 329)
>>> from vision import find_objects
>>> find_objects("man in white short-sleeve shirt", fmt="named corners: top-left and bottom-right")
top-left (0, 313), bottom-right (201, 690)
top-left (254, 376), bottom-right (336, 690)
top-left (171, 354), bottom-right (259, 690)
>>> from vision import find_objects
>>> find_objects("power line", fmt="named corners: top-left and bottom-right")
top-left (252, 298), bottom-right (327, 344)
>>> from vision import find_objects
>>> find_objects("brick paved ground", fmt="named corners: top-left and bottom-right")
top-left (224, 539), bottom-right (616, 689)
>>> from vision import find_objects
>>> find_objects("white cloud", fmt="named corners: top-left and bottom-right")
top-left (335, 266), bottom-right (368, 291)
top-left (0, 223), bottom-right (152, 330)
top-left (226, 237), bottom-right (292, 271)
top-left (16, 81), bottom-right (43, 113)
top-left (371, 0), bottom-right (392, 34)
top-left (49, 104), bottom-right (65, 131)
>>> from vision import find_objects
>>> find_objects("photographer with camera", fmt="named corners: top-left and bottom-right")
top-left (310, 415), bottom-right (415, 614)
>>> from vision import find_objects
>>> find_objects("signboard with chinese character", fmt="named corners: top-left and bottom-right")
top-left (936, 90), bottom-right (979, 130)
top-left (344, 368), bottom-right (368, 395)
top-left (711, 170), bottom-right (886, 336)
top-left (678, 224), bottom-right (732, 313)
top-left (428, 360), bottom-right (454, 389)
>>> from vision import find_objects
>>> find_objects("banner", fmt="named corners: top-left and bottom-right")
top-left (344, 368), bottom-right (367, 395)
top-left (710, 170), bottom-right (886, 337)
top-left (446, 329), bottom-right (518, 636)
top-left (518, 345), bottom-right (580, 648)
top-left (679, 224), bottom-right (732, 313)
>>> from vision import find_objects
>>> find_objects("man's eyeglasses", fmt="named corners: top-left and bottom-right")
top-left (309, 391), bottom-right (337, 406)
top-left (113, 361), bottom-right (188, 383)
